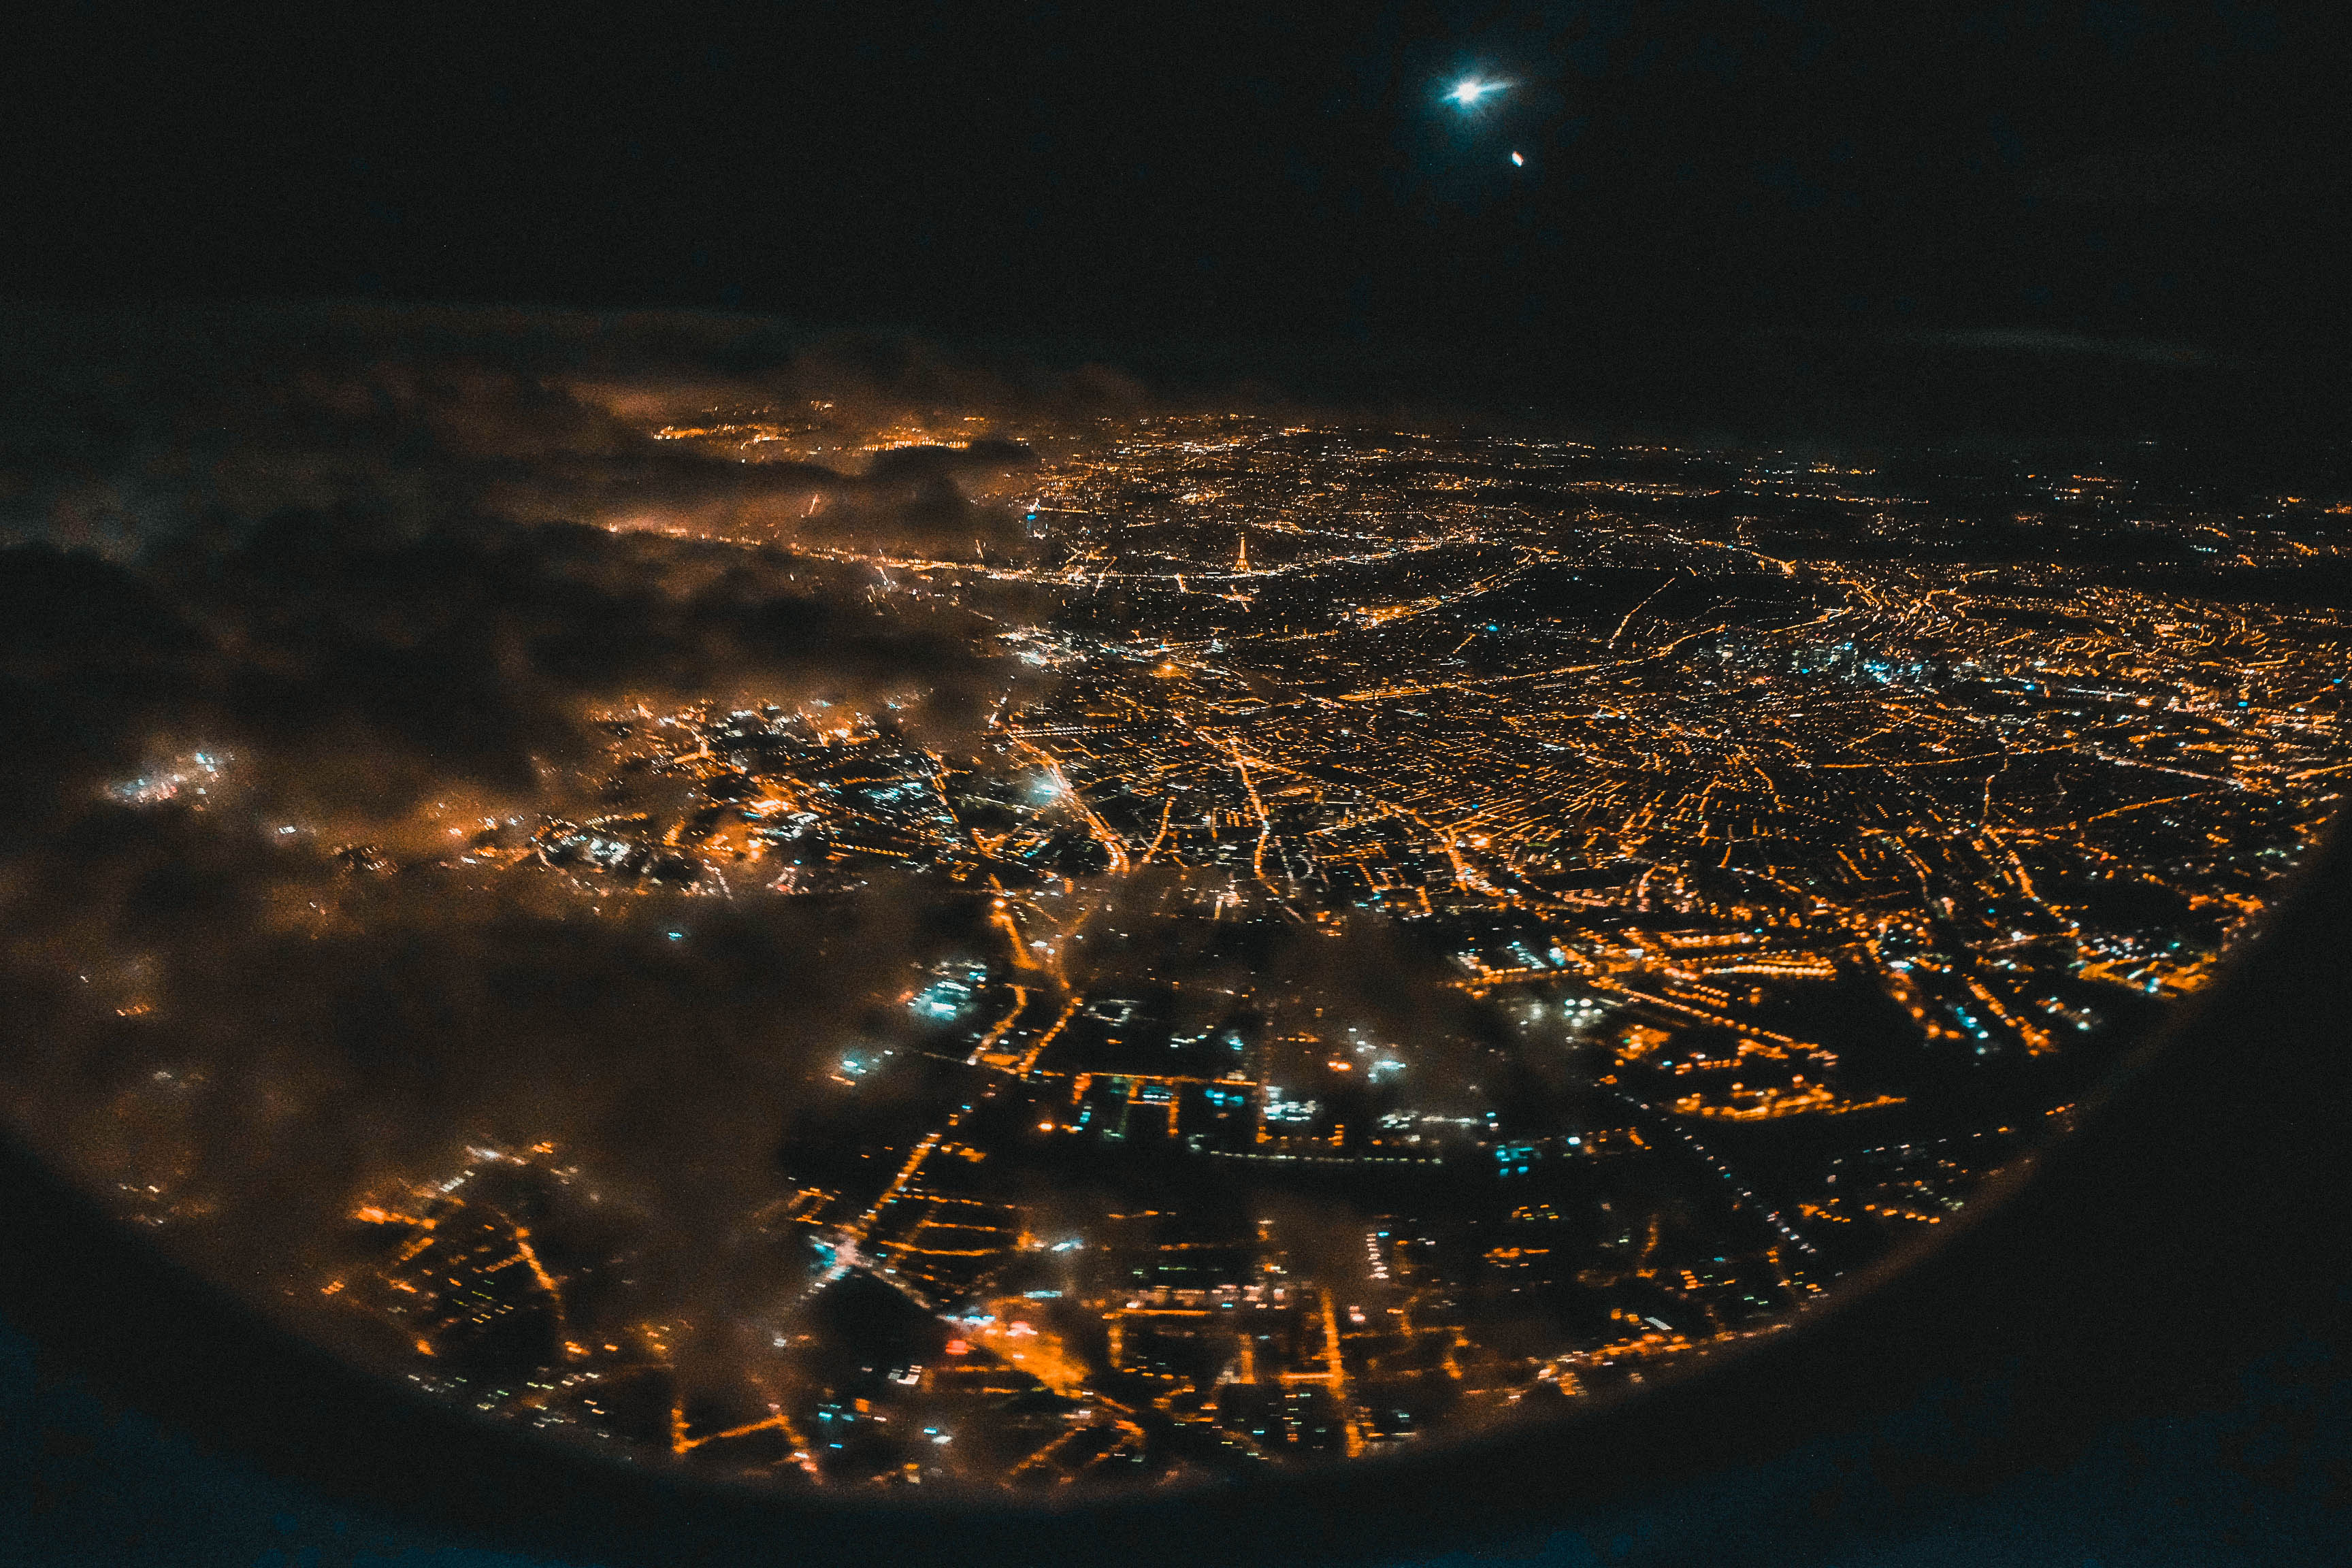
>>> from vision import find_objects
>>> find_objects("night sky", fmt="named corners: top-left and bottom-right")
top-left (7, 1), bottom-right (2345, 441)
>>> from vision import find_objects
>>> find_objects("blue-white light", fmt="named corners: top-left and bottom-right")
top-left (910, 974), bottom-right (977, 1020)
top-left (1450, 78), bottom-right (1501, 105)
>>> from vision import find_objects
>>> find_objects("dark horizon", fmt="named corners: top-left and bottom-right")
top-left (7, 3), bottom-right (2346, 450)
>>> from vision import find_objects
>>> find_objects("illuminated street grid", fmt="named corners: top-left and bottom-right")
top-left (326, 415), bottom-right (2349, 1487)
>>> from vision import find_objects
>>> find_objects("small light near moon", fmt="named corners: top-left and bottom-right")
top-left (1511, 150), bottom-right (1525, 167)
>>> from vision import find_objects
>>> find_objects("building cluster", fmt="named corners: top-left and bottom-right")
top-left (295, 413), bottom-right (2345, 1487)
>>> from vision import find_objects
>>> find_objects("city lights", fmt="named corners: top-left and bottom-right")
top-left (55, 403), bottom-right (2349, 1493)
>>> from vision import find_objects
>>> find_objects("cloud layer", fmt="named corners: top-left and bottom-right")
top-left (0, 301), bottom-right (1109, 1392)
top-left (0, 304), bottom-right (1114, 834)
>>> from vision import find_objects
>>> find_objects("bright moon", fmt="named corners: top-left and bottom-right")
top-left (1449, 78), bottom-right (1501, 105)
